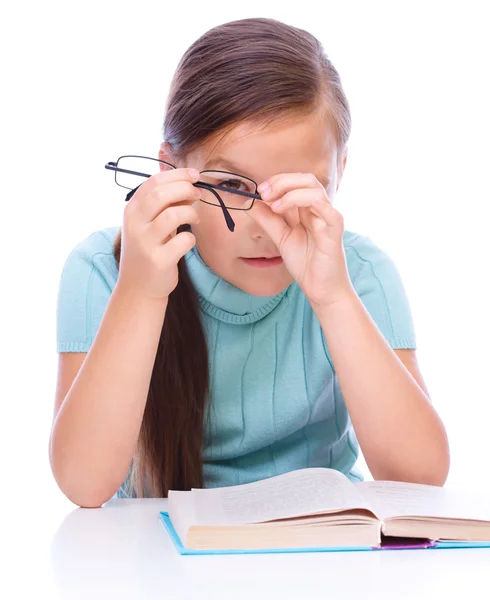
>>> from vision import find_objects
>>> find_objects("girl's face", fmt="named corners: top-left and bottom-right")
top-left (159, 110), bottom-right (346, 297)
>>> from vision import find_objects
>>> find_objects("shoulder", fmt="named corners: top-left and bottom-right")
top-left (56, 226), bottom-right (122, 353)
top-left (66, 225), bottom-right (120, 260)
top-left (341, 229), bottom-right (417, 349)
top-left (343, 230), bottom-right (396, 278)
top-left (60, 226), bottom-right (121, 289)
top-left (342, 229), bottom-right (406, 296)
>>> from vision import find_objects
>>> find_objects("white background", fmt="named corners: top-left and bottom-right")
top-left (2, 0), bottom-right (489, 590)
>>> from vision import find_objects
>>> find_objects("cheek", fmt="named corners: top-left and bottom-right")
top-left (192, 202), bottom-right (237, 265)
top-left (194, 201), bottom-right (228, 238)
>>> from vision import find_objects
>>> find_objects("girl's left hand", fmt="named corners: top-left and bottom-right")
top-left (250, 173), bottom-right (356, 309)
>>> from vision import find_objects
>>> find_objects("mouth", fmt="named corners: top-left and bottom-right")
top-left (240, 256), bottom-right (284, 268)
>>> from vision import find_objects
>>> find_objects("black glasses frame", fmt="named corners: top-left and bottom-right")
top-left (105, 155), bottom-right (265, 233)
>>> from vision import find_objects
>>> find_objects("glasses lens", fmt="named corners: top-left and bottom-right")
top-left (199, 170), bottom-right (256, 210)
top-left (115, 156), bottom-right (175, 189)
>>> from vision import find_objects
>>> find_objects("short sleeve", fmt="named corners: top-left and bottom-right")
top-left (343, 233), bottom-right (417, 349)
top-left (56, 228), bottom-right (120, 353)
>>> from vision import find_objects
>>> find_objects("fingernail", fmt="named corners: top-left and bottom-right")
top-left (258, 182), bottom-right (271, 197)
top-left (272, 200), bottom-right (281, 207)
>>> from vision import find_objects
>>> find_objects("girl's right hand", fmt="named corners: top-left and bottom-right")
top-left (116, 167), bottom-right (202, 302)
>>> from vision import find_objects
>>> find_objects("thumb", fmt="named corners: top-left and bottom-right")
top-left (246, 200), bottom-right (290, 247)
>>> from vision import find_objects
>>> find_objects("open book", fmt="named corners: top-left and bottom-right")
top-left (161, 467), bottom-right (490, 553)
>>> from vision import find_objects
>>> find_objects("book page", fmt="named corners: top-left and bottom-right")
top-left (167, 490), bottom-right (197, 543)
top-left (355, 480), bottom-right (490, 522)
top-left (190, 468), bottom-right (378, 525)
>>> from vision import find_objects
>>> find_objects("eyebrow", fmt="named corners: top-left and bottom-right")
top-left (203, 157), bottom-right (254, 178)
top-left (203, 156), bottom-right (330, 186)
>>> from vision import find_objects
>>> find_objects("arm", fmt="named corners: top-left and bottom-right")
top-left (313, 291), bottom-right (450, 486)
top-left (49, 284), bottom-right (168, 508)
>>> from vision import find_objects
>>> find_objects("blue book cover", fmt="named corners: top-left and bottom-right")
top-left (159, 511), bottom-right (490, 556)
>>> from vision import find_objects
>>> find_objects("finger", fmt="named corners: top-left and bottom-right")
top-left (294, 203), bottom-right (343, 259)
top-left (149, 204), bottom-right (200, 244)
top-left (270, 188), bottom-right (332, 216)
top-left (310, 196), bottom-right (342, 229)
top-left (127, 167), bottom-right (200, 218)
top-left (281, 205), bottom-right (300, 230)
top-left (308, 199), bottom-right (345, 248)
top-left (140, 180), bottom-right (202, 224)
top-left (298, 205), bottom-right (317, 233)
top-left (260, 173), bottom-right (331, 205)
top-left (246, 200), bottom-right (292, 247)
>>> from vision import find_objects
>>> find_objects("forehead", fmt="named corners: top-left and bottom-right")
top-left (194, 110), bottom-right (338, 178)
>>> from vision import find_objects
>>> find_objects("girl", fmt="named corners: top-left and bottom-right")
top-left (50, 17), bottom-right (449, 507)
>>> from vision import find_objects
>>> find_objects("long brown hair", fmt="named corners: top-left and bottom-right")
top-left (112, 17), bottom-right (352, 497)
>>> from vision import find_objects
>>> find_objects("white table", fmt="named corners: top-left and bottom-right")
top-left (28, 498), bottom-right (490, 598)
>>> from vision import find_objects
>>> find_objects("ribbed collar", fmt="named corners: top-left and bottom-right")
top-left (184, 244), bottom-right (290, 325)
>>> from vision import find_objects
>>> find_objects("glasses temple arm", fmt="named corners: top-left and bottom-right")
top-left (198, 185), bottom-right (235, 232)
top-left (108, 162), bottom-right (239, 232)
top-left (122, 181), bottom-right (235, 233)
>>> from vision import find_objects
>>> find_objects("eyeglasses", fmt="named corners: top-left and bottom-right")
top-left (105, 155), bottom-right (265, 233)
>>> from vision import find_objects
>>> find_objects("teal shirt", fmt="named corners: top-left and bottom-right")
top-left (56, 226), bottom-right (417, 497)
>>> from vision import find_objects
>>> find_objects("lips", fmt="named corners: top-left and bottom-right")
top-left (240, 256), bottom-right (284, 268)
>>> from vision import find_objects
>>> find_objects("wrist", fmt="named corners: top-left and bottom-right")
top-left (113, 282), bottom-right (169, 310)
top-left (309, 285), bottom-right (359, 317)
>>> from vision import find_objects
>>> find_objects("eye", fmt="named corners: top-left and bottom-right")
top-left (200, 171), bottom-right (255, 195)
top-left (219, 178), bottom-right (248, 192)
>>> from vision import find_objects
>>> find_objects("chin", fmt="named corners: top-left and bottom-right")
top-left (236, 275), bottom-right (292, 297)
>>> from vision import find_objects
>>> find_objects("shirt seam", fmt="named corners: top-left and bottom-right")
top-left (344, 242), bottom-right (396, 342)
top-left (58, 233), bottom-right (115, 351)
